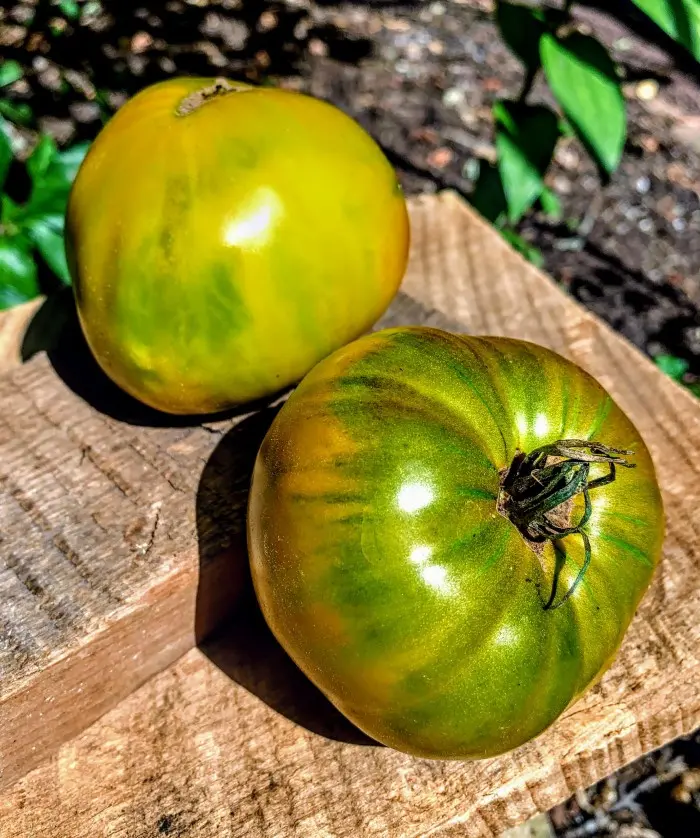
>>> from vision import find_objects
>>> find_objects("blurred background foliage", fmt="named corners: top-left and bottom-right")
top-left (1, 0), bottom-right (700, 403)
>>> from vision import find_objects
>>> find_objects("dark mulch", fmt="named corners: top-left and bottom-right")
top-left (1, 1), bottom-right (699, 834)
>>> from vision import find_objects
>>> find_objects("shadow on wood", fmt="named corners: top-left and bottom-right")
top-left (31, 288), bottom-right (279, 427)
top-left (194, 413), bottom-right (376, 747)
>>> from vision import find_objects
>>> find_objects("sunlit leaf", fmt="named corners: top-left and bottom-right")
top-left (539, 187), bottom-right (562, 219)
top-left (631, 0), bottom-right (700, 61)
top-left (57, 0), bottom-right (81, 20)
top-left (0, 237), bottom-right (40, 310)
top-left (495, 102), bottom-right (560, 223)
top-left (0, 99), bottom-right (33, 126)
top-left (541, 33), bottom-right (626, 175)
top-left (26, 215), bottom-right (71, 285)
top-left (27, 134), bottom-right (58, 183)
top-left (0, 60), bottom-right (23, 88)
top-left (53, 141), bottom-right (90, 184)
top-left (654, 353), bottom-right (689, 381)
top-left (0, 119), bottom-right (11, 189)
top-left (500, 228), bottom-right (545, 267)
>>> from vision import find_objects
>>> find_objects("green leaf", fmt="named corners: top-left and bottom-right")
top-left (495, 102), bottom-right (560, 223)
top-left (471, 162), bottom-right (508, 225)
top-left (539, 187), bottom-right (562, 219)
top-left (655, 353), bottom-right (689, 381)
top-left (541, 33), bottom-right (626, 175)
top-left (0, 237), bottom-right (40, 310)
top-left (26, 215), bottom-right (71, 285)
top-left (54, 141), bottom-right (90, 183)
top-left (0, 61), bottom-right (23, 89)
top-left (631, 0), bottom-right (700, 61)
top-left (493, 100), bottom-right (518, 135)
top-left (0, 99), bottom-right (33, 126)
top-left (27, 134), bottom-right (58, 183)
top-left (16, 187), bottom-right (69, 222)
top-left (496, 132), bottom-right (542, 223)
top-left (0, 119), bottom-right (11, 190)
top-left (16, 140), bottom-right (90, 224)
top-left (500, 228), bottom-right (545, 267)
top-left (57, 0), bottom-right (81, 19)
top-left (496, 2), bottom-right (546, 70)
top-left (1, 194), bottom-right (20, 223)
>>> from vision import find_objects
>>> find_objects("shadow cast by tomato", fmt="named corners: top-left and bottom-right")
top-left (194, 412), bottom-right (377, 748)
top-left (26, 288), bottom-right (283, 427)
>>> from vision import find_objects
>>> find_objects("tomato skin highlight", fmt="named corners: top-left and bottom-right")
top-left (66, 77), bottom-right (409, 414)
top-left (247, 327), bottom-right (665, 760)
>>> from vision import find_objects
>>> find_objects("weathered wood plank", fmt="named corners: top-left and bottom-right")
top-left (0, 259), bottom-right (452, 789)
top-left (1, 192), bottom-right (700, 836)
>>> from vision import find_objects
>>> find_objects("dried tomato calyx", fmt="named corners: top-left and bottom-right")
top-left (499, 439), bottom-right (635, 609)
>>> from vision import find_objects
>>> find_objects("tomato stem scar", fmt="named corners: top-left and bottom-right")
top-left (499, 440), bottom-right (636, 610)
top-left (175, 78), bottom-right (251, 117)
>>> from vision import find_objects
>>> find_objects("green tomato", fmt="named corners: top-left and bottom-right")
top-left (66, 77), bottom-right (409, 415)
top-left (247, 327), bottom-right (664, 759)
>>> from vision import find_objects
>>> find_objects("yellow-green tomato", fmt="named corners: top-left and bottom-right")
top-left (247, 327), bottom-right (665, 760)
top-left (66, 77), bottom-right (409, 414)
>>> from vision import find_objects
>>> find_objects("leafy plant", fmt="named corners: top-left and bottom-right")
top-left (0, 120), bottom-right (88, 310)
top-left (654, 353), bottom-right (700, 397)
top-left (631, 0), bottom-right (700, 60)
top-left (474, 0), bottom-right (700, 254)
top-left (0, 60), bottom-right (33, 127)
top-left (56, 0), bottom-right (81, 20)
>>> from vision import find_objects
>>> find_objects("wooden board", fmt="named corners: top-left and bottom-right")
top-left (1, 192), bottom-right (700, 836)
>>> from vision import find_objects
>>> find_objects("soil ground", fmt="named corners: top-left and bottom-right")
top-left (1, 1), bottom-right (699, 834)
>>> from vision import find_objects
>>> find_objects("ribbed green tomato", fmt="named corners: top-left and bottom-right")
top-left (66, 77), bottom-right (409, 414)
top-left (248, 327), bottom-right (664, 759)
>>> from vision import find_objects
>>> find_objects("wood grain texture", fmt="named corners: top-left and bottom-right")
top-left (0, 278), bottom-right (450, 788)
top-left (1, 192), bottom-right (700, 836)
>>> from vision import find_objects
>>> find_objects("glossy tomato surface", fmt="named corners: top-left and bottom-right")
top-left (66, 77), bottom-right (409, 414)
top-left (248, 327), bottom-right (664, 759)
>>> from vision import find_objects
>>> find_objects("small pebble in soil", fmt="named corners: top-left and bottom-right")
top-left (308, 38), bottom-right (328, 57)
top-left (70, 102), bottom-right (101, 123)
top-left (443, 87), bottom-right (465, 107)
top-left (258, 11), bottom-right (277, 32)
top-left (131, 32), bottom-right (153, 54)
top-left (406, 43), bottom-right (423, 61)
top-left (385, 18), bottom-right (411, 33)
top-left (427, 147), bottom-right (454, 168)
top-left (636, 176), bottom-right (651, 194)
top-left (10, 5), bottom-right (34, 25)
top-left (463, 158), bottom-right (481, 181)
top-left (553, 175), bottom-right (572, 195)
top-left (614, 37), bottom-right (634, 51)
top-left (636, 79), bottom-right (660, 101)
